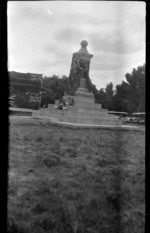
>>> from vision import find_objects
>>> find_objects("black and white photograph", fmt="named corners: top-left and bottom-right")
top-left (8, 1), bottom-right (145, 233)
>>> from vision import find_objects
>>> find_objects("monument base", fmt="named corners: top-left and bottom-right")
top-left (32, 79), bottom-right (121, 126)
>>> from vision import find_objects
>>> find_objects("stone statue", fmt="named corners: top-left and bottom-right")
top-left (69, 40), bottom-right (93, 94)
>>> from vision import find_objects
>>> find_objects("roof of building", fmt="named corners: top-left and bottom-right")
top-left (9, 71), bottom-right (42, 89)
top-left (9, 71), bottom-right (43, 81)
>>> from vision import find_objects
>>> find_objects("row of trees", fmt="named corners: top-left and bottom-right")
top-left (41, 64), bottom-right (145, 114)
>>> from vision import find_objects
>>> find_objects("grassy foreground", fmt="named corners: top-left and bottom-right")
top-left (8, 118), bottom-right (145, 233)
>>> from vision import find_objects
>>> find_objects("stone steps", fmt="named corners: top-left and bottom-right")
top-left (32, 110), bottom-right (120, 125)
top-left (48, 103), bottom-right (102, 110)
top-left (34, 109), bottom-right (115, 119)
top-left (33, 83), bottom-right (121, 126)
top-left (32, 112), bottom-right (120, 126)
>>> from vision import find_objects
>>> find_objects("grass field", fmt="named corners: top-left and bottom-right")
top-left (8, 118), bottom-right (145, 233)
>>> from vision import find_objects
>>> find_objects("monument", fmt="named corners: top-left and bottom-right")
top-left (68, 40), bottom-right (93, 95)
top-left (32, 40), bottom-right (121, 126)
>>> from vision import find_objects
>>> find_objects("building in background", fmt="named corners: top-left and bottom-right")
top-left (9, 71), bottom-right (43, 109)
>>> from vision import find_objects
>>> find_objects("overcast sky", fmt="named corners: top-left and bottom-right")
top-left (8, 1), bottom-right (145, 89)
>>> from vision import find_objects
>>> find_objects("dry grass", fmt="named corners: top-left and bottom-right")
top-left (8, 118), bottom-right (145, 233)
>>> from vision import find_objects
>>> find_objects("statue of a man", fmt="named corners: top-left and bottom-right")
top-left (69, 40), bottom-right (93, 94)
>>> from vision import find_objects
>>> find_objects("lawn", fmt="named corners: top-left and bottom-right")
top-left (8, 118), bottom-right (145, 233)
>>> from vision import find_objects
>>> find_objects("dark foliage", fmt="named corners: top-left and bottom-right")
top-left (40, 64), bottom-right (145, 114)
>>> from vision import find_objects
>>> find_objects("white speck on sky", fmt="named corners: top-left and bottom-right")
top-left (48, 8), bottom-right (52, 16)
top-left (7, 1), bottom-right (145, 89)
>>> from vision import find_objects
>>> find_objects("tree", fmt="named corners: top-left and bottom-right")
top-left (41, 75), bottom-right (67, 106)
top-left (112, 64), bottom-right (145, 114)
top-left (105, 82), bottom-right (114, 109)
top-left (40, 64), bottom-right (145, 113)
top-left (98, 88), bottom-right (107, 108)
top-left (61, 75), bottom-right (70, 94)
top-left (97, 83), bottom-right (114, 109)
top-left (112, 81), bottom-right (130, 112)
top-left (125, 64), bottom-right (145, 112)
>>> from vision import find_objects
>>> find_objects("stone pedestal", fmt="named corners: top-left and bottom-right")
top-left (32, 78), bottom-right (120, 126)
